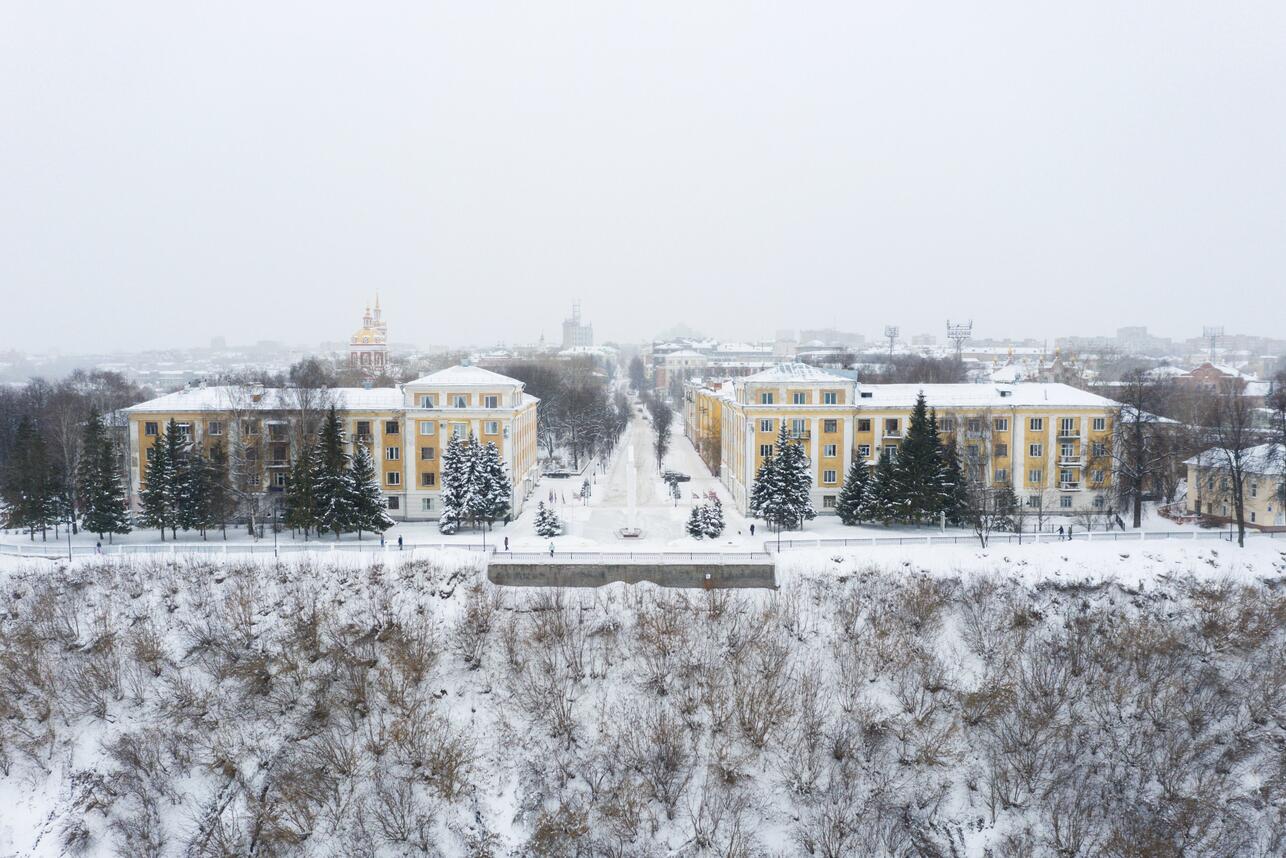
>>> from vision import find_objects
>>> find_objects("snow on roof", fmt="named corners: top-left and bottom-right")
top-left (664, 349), bottom-right (708, 359)
top-left (1185, 443), bottom-right (1284, 476)
top-left (124, 386), bottom-right (404, 413)
top-left (1144, 365), bottom-right (1187, 378)
top-left (740, 362), bottom-right (851, 384)
top-left (856, 383), bottom-right (1120, 409)
top-left (405, 364), bottom-right (524, 387)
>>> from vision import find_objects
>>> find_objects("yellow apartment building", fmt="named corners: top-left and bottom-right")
top-left (123, 365), bottom-right (539, 522)
top-left (687, 363), bottom-right (1119, 518)
top-left (1185, 444), bottom-right (1285, 530)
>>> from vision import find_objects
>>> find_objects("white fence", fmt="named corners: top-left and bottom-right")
top-left (0, 540), bottom-right (493, 560)
top-left (493, 550), bottom-right (772, 564)
top-left (766, 528), bottom-right (1281, 552)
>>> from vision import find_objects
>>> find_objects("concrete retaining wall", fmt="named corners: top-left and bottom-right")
top-left (487, 562), bottom-right (776, 589)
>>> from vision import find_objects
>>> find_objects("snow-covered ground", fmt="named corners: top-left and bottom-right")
top-left (1, 544), bottom-right (1283, 856)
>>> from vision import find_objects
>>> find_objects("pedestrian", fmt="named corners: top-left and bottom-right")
top-left (750, 523), bottom-right (756, 536)
top-left (1057, 525), bottom-right (1064, 539)
top-left (549, 541), bottom-right (555, 557)
top-left (504, 536), bottom-right (509, 552)
top-left (380, 534), bottom-right (385, 547)
top-left (1067, 526), bottom-right (1073, 541)
top-left (397, 535), bottom-right (403, 551)
top-left (95, 540), bottom-right (102, 555)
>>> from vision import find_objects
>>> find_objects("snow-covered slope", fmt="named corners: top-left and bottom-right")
top-left (1, 546), bottom-right (1283, 856)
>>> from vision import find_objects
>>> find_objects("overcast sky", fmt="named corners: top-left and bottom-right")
top-left (2, 2), bottom-right (1284, 354)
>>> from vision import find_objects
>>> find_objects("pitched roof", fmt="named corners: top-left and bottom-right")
top-left (405, 365), bottom-right (524, 387)
top-left (855, 383), bottom-right (1119, 409)
top-left (123, 386), bottom-right (404, 413)
top-left (1185, 443), bottom-right (1284, 476)
top-left (741, 362), bottom-right (851, 384)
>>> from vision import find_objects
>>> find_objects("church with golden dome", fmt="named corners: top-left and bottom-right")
top-left (349, 296), bottom-right (389, 371)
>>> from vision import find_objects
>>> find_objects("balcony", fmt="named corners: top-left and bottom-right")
top-left (788, 432), bottom-right (811, 442)
top-left (1057, 456), bottom-right (1083, 467)
top-left (1059, 481), bottom-right (1081, 491)
top-left (1057, 427), bottom-right (1080, 439)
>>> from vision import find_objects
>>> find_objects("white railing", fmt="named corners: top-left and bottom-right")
top-left (766, 529), bottom-right (1280, 552)
top-left (493, 550), bottom-right (772, 564)
top-left (0, 541), bottom-right (493, 559)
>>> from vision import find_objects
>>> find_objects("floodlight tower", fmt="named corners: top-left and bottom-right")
top-left (946, 319), bottom-right (973, 362)
top-left (1202, 326), bottom-right (1224, 364)
top-left (883, 326), bottom-right (899, 359)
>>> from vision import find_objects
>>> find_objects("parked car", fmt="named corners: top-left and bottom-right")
top-left (663, 470), bottom-right (691, 483)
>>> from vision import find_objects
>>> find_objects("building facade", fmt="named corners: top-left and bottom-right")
top-left (1185, 444), bottom-right (1285, 530)
top-left (687, 363), bottom-right (1120, 518)
top-left (349, 297), bottom-right (389, 372)
top-left (122, 365), bottom-right (539, 522)
top-left (561, 302), bottom-right (593, 349)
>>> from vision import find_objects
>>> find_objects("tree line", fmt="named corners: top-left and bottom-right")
top-left (437, 434), bottom-right (512, 536)
top-left (497, 357), bottom-right (629, 472)
top-left (281, 409), bottom-right (394, 540)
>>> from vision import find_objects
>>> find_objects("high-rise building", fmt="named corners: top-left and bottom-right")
top-left (561, 301), bottom-right (593, 349)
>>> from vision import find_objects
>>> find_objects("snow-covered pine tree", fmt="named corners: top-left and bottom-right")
top-left (475, 441), bottom-right (512, 529)
top-left (3, 417), bottom-right (62, 540)
top-left (177, 446), bottom-right (213, 538)
top-left (534, 501), bottom-right (563, 537)
top-left (284, 445), bottom-right (316, 537)
top-left (439, 433), bottom-right (470, 534)
top-left (76, 409), bottom-right (131, 541)
top-left (206, 442), bottom-right (235, 539)
top-left (864, 448), bottom-right (901, 526)
top-left (700, 496), bottom-right (725, 538)
top-left (348, 441), bottom-right (393, 539)
top-left (835, 454), bottom-right (871, 526)
top-left (139, 422), bottom-right (181, 539)
top-left (312, 408), bottom-right (353, 538)
top-left (686, 504), bottom-right (705, 538)
top-left (940, 438), bottom-right (969, 527)
top-left (748, 450), bottom-right (778, 521)
top-left (774, 424), bottom-right (815, 530)
top-left (894, 392), bottom-right (946, 524)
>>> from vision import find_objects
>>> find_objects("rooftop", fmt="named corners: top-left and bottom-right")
top-left (123, 386), bottom-right (404, 413)
top-left (740, 362), bottom-right (852, 384)
top-left (1185, 443), bottom-right (1284, 476)
top-left (855, 382), bottom-right (1120, 409)
top-left (405, 364), bottom-right (525, 388)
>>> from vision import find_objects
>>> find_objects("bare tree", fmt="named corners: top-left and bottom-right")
top-left (1200, 379), bottom-right (1260, 546)
top-left (1108, 371), bottom-right (1173, 528)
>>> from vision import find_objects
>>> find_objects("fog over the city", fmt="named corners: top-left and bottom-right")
top-left (2, 2), bottom-right (1284, 353)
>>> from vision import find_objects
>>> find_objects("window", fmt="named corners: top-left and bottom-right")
top-left (884, 443), bottom-right (899, 459)
top-left (1060, 495), bottom-right (1073, 509)
top-left (418, 420), bottom-right (436, 435)
top-left (451, 423), bottom-right (469, 439)
top-left (790, 418), bottom-right (807, 437)
top-left (994, 418), bottom-right (1009, 432)
top-left (994, 468), bottom-right (1009, 483)
top-left (1094, 495), bottom-right (1106, 509)
top-left (1060, 443), bottom-right (1075, 459)
top-left (1060, 418), bottom-right (1076, 435)
top-left (1029, 418), bottom-right (1044, 432)
top-left (1029, 443), bottom-right (1043, 457)
top-left (823, 469), bottom-right (838, 484)
top-left (884, 418), bottom-right (900, 435)
top-left (1092, 470), bottom-right (1105, 484)
top-left (387, 497), bottom-right (400, 510)
top-left (759, 419), bottom-right (773, 433)
top-left (207, 421), bottom-right (223, 436)
top-left (858, 444), bottom-right (871, 458)
top-left (823, 419), bottom-right (837, 433)
top-left (386, 472), bottom-right (401, 486)
top-left (823, 391), bottom-right (838, 405)
top-left (421, 498), bottom-right (434, 511)
top-left (418, 394), bottom-right (436, 408)
top-left (1092, 442), bottom-right (1107, 457)
top-left (1029, 469), bottom-right (1042, 483)
top-left (1026, 495), bottom-right (1042, 508)
top-left (146, 447), bottom-right (155, 462)
top-left (860, 391), bottom-right (873, 399)
top-left (792, 392), bottom-right (807, 405)
top-left (356, 421), bottom-right (371, 439)
top-left (760, 392), bottom-right (774, 405)
top-left (453, 394), bottom-right (469, 408)
top-left (421, 447), bottom-right (435, 461)
top-left (484, 395), bottom-right (499, 409)
top-left (1060, 468), bottom-right (1074, 484)
top-left (241, 420), bottom-right (260, 436)
top-left (385, 420), bottom-right (400, 435)
top-left (144, 421), bottom-right (159, 436)
top-left (267, 423), bottom-right (287, 440)
top-left (385, 447), bottom-right (400, 461)
top-left (1092, 417), bottom-right (1106, 432)
top-left (823, 444), bottom-right (837, 458)
top-left (245, 447), bottom-right (258, 463)
top-left (967, 419), bottom-right (982, 434)
top-left (484, 421), bottom-right (499, 435)
top-left (966, 445), bottom-right (979, 462)
top-left (421, 472), bottom-right (436, 487)
top-left (249, 474), bottom-right (261, 487)
top-left (1250, 482), bottom-right (1258, 498)
top-left (273, 472), bottom-right (287, 487)
top-left (823, 495), bottom-right (837, 508)
top-left (857, 419), bottom-right (871, 432)
top-left (759, 444), bottom-right (774, 458)
top-left (995, 443), bottom-right (1008, 458)
top-left (940, 417), bottom-right (955, 432)
top-left (1251, 511), bottom-right (1257, 523)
